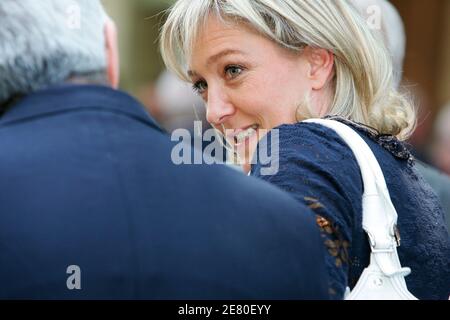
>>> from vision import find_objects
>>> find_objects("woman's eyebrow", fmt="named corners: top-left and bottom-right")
top-left (206, 49), bottom-right (244, 65)
top-left (187, 70), bottom-right (198, 78)
top-left (188, 49), bottom-right (246, 78)
top-left (206, 49), bottom-right (246, 66)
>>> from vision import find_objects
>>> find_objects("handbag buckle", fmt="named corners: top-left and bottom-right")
top-left (394, 225), bottom-right (401, 247)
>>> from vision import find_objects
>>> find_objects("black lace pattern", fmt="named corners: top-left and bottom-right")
top-left (324, 116), bottom-right (414, 165)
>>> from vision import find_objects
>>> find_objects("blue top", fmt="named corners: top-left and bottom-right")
top-left (251, 118), bottom-right (450, 300)
top-left (0, 84), bottom-right (329, 299)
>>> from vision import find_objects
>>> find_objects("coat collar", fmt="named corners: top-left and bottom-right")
top-left (0, 84), bottom-right (163, 132)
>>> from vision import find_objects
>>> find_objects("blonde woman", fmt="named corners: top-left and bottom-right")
top-left (160, 0), bottom-right (450, 299)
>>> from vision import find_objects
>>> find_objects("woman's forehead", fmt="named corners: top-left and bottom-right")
top-left (192, 16), bottom-right (263, 52)
top-left (188, 20), bottom-right (252, 74)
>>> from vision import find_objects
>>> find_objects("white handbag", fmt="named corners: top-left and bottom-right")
top-left (304, 119), bottom-right (418, 300)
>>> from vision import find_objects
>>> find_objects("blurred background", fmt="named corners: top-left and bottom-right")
top-left (101, 0), bottom-right (450, 176)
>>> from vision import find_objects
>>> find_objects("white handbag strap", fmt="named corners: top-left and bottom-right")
top-left (304, 119), bottom-right (411, 277)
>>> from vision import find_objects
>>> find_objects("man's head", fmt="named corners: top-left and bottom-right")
top-left (0, 0), bottom-right (119, 105)
top-left (349, 0), bottom-right (406, 88)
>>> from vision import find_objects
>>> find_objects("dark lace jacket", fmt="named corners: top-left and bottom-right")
top-left (251, 117), bottom-right (450, 300)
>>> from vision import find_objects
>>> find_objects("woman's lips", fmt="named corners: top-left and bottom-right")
top-left (225, 124), bottom-right (259, 145)
top-left (235, 126), bottom-right (258, 144)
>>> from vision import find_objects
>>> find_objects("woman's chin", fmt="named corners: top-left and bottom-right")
top-left (241, 163), bottom-right (251, 175)
top-left (235, 131), bottom-right (260, 171)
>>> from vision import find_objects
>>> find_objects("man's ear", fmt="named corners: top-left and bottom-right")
top-left (104, 17), bottom-right (120, 88)
top-left (304, 47), bottom-right (334, 91)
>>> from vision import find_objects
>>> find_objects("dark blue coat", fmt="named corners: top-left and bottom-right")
top-left (252, 119), bottom-right (450, 300)
top-left (0, 84), bottom-right (328, 299)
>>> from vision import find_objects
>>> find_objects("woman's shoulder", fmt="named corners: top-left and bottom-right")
top-left (275, 120), bottom-right (351, 148)
top-left (261, 117), bottom-right (414, 166)
top-left (252, 120), bottom-right (365, 223)
top-left (253, 120), bottom-right (362, 177)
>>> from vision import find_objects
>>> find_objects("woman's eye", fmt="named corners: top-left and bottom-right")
top-left (192, 80), bottom-right (207, 94)
top-left (225, 65), bottom-right (243, 79)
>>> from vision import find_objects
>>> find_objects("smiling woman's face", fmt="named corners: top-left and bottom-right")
top-left (188, 16), bottom-right (317, 171)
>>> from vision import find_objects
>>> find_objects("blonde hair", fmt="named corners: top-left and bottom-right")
top-left (160, 0), bottom-right (416, 140)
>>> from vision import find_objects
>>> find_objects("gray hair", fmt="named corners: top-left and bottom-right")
top-left (348, 0), bottom-right (406, 88)
top-left (0, 0), bottom-right (107, 104)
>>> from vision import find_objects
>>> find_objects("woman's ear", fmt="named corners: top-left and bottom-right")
top-left (104, 17), bottom-right (120, 89)
top-left (304, 47), bottom-right (334, 91)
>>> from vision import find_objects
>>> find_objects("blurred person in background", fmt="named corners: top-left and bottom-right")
top-left (421, 103), bottom-right (450, 231)
top-left (350, 0), bottom-right (406, 88)
top-left (140, 70), bottom-right (227, 162)
top-left (0, 0), bottom-right (329, 299)
top-left (350, 0), bottom-right (450, 231)
top-left (148, 69), bottom-right (207, 134)
top-left (431, 103), bottom-right (450, 176)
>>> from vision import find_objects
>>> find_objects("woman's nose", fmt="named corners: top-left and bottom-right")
top-left (206, 90), bottom-right (235, 126)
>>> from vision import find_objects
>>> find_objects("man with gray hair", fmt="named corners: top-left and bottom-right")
top-left (0, 0), bottom-right (119, 105)
top-left (0, 0), bottom-right (328, 299)
top-left (350, 0), bottom-right (450, 230)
